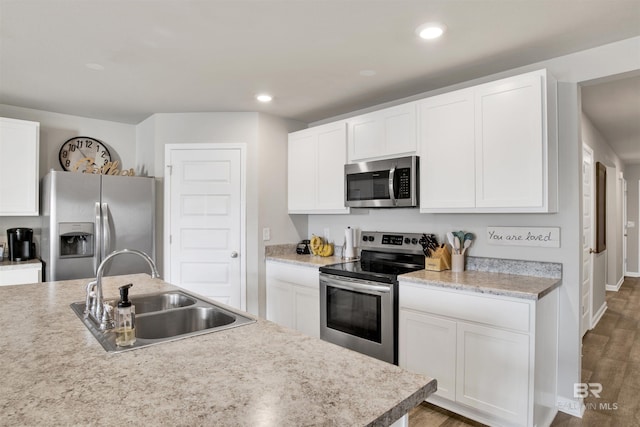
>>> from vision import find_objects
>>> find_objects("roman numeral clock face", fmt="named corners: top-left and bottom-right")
top-left (59, 136), bottom-right (112, 172)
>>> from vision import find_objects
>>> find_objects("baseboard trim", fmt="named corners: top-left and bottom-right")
top-left (606, 276), bottom-right (624, 292)
top-left (591, 302), bottom-right (607, 329)
top-left (557, 396), bottom-right (584, 418)
top-left (625, 271), bottom-right (640, 278)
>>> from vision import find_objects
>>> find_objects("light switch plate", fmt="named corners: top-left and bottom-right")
top-left (262, 227), bottom-right (271, 241)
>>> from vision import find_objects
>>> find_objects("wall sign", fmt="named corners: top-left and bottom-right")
top-left (487, 226), bottom-right (560, 248)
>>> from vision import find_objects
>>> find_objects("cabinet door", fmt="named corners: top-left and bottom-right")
top-left (288, 131), bottom-right (317, 212)
top-left (0, 118), bottom-right (39, 216)
top-left (293, 285), bottom-right (320, 338)
top-left (266, 279), bottom-right (294, 329)
top-left (399, 309), bottom-right (457, 400)
top-left (348, 103), bottom-right (416, 162)
top-left (418, 89), bottom-right (475, 211)
top-left (456, 322), bottom-right (530, 426)
top-left (316, 123), bottom-right (349, 212)
top-left (475, 72), bottom-right (544, 209)
top-left (0, 266), bottom-right (42, 286)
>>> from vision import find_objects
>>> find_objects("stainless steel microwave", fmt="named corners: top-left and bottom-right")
top-left (344, 155), bottom-right (419, 208)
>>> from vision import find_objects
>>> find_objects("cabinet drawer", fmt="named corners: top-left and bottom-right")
top-left (400, 282), bottom-right (531, 332)
top-left (0, 266), bottom-right (42, 286)
top-left (266, 261), bottom-right (319, 289)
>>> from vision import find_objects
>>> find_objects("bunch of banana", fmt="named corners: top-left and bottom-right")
top-left (310, 235), bottom-right (334, 257)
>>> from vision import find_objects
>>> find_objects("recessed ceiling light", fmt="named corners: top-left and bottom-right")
top-left (256, 94), bottom-right (273, 103)
top-left (85, 63), bottom-right (105, 71)
top-left (416, 22), bottom-right (446, 40)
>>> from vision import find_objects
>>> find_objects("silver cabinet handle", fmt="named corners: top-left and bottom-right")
top-left (231, 251), bottom-right (238, 258)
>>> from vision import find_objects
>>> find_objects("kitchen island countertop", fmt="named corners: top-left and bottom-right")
top-left (0, 273), bottom-right (435, 426)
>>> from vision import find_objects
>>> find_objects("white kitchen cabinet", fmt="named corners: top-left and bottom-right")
top-left (266, 260), bottom-right (320, 338)
top-left (399, 309), bottom-right (456, 401)
top-left (0, 261), bottom-right (42, 286)
top-left (398, 280), bottom-right (558, 427)
top-left (0, 118), bottom-right (40, 216)
top-left (417, 88), bottom-right (475, 209)
top-left (348, 102), bottom-right (417, 162)
top-left (456, 321), bottom-right (530, 425)
top-left (418, 69), bottom-right (557, 213)
top-left (288, 121), bottom-right (349, 214)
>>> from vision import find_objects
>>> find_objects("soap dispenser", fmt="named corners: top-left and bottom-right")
top-left (115, 283), bottom-right (136, 347)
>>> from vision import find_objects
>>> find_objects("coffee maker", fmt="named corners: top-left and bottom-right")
top-left (7, 228), bottom-right (35, 262)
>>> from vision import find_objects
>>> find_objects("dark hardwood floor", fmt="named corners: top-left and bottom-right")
top-left (409, 276), bottom-right (640, 427)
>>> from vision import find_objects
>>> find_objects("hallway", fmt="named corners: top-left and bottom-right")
top-left (409, 276), bottom-right (640, 426)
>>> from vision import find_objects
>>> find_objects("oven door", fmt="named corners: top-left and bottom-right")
top-left (319, 273), bottom-right (396, 364)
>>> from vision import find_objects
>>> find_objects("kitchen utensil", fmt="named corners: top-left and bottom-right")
top-left (462, 239), bottom-right (472, 254)
top-left (463, 232), bottom-right (474, 243)
top-left (454, 236), bottom-right (461, 254)
top-left (446, 232), bottom-right (455, 249)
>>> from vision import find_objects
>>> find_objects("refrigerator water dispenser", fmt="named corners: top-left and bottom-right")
top-left (59, 223), bottom-right (94, 258)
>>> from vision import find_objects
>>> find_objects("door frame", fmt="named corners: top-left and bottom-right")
top-left (163, 143), bottom-right (247, 310)
top-left (581, 143), bottom-right (594, 336)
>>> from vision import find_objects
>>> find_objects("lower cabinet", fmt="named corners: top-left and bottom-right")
top-left (0, 262), bottom-right (43, 286)
top-left (266, 260), bottom-right (320, 338)
top-left (399, 281), bottom-right (558, 427)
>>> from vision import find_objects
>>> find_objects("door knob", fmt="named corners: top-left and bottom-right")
top-left (230, 251), bottom-right (238, 258)
top-left (589, 248), bottom-right (596, 254)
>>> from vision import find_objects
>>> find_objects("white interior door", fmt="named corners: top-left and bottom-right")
top-left (623, 178), bottom-right (627, 275)
top-left (165, 144), bottom-right (246, 310)
top-left (582, 144), bottom-right (594, 336)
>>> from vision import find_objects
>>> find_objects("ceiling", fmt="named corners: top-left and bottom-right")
top-left (1, 0), bottom-right (639, 161)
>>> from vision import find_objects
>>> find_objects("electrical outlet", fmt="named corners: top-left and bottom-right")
top-left (262, 227), bottom-right (271, 241)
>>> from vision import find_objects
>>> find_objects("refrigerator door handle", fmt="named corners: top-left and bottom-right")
top-left (94, 202), bottom-right (101, 274)
top-left (102, 203), bottom-right (112, 258)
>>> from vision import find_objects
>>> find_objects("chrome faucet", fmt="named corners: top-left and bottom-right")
top-left (85, 249), bottom-right (160, 330)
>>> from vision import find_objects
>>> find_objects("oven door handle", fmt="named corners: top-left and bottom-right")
top-left (321, 274), bottom-right (391, 295)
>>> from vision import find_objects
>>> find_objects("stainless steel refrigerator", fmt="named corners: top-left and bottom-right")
top-left (41, 171), bottom-right (155, 281)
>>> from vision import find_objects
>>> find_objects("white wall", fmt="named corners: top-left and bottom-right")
top-left (0, 104), bottom-right (136, 255)
top-left (136, 112), bottom-right (305, 316)
top-left (308, 36), bottom-right (640, 413)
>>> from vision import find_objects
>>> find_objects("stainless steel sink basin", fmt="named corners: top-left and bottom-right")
top-left (136, 307), bottom-right (235, 339)
top-left (130, 291), bottom-right (197, 314)
top-left (70, 289), bottom-right (255, 353)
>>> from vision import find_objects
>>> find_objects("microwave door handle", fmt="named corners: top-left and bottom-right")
top-left (388, 165), bottom-right (397, 205)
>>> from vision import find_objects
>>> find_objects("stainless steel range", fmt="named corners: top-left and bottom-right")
top-left (319, 231), bottom-right (428, 364)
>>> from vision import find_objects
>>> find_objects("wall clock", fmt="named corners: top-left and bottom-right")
top-left (59, 136), bottom-right (112, 172)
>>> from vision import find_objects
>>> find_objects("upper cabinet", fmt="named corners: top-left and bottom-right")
top-left (0, 118), bottom-right (40, 216)
top-left (348, 102), bottom-right (417, 162)
top-left (418, 69), bottom-right (558, 213)
top-left (288, 121), bottom-right (349, 214)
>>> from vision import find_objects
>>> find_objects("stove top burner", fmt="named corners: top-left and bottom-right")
top-left (320, 249), bottom-right (425, 284)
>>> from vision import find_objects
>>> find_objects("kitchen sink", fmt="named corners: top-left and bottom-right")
top-left (129, 291), bottom-right (197, 314)
top-left (70, 290), bottom-right (255, 353)
top-left (136, 307), bottom-right (235, 339)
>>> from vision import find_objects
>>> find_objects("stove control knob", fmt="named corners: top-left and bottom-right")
top-left (404, 238), bottom-right (410, 244)
top-left (368, 236), bottom-right (375, 242)
top-left (362, 235), bottom-right (368, 242)
top-left (411, 238), bottom-right (418, 245)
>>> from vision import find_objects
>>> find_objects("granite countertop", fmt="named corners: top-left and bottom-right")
top-left (399, 269), bottom-right (560, 300)
top-left (265, 248), bottom-right (561, 300)
top-left (265, 243), bottom-right (343, 267)
top-left (0, 273), bottom-right (436, 426)
top-left (0, 258), bottom-right (42, 270)
top-left (266, 252), bottom-right (344, 267)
